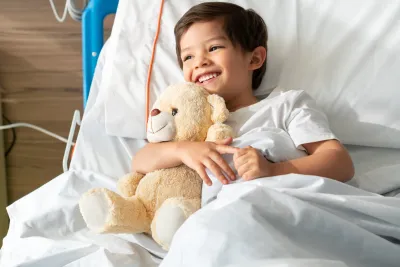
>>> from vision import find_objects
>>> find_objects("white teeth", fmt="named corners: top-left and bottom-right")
top-left (198, 72), bottom-right (219, 83)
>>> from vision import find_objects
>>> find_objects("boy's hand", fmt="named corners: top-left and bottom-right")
top-left (178, 138), bottom-right (239, 186)
top-left (233, 146), bottom-right (274, 181)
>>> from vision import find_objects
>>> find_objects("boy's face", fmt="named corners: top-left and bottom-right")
top-left (179, 20), bottom-right (253, 104)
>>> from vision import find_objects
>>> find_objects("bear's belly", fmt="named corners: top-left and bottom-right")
top-left (136, 165), bottom-right (202, 219)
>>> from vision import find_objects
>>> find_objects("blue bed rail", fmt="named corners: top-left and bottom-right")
top-left (82, 0), bottom-right (119, 108)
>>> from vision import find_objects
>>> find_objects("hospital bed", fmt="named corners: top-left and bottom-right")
top-left (1, 0), bottom-right (400, 266)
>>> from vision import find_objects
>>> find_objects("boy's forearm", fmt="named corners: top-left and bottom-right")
top-left (132, 142), bottom-right (182, 174)
top-left (271, 149), bottom-right (355, 182)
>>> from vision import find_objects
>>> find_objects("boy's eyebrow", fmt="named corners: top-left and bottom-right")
top-left (181, 35), bottom-right (227, 53)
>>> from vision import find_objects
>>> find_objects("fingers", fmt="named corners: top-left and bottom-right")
top-left (236, 161), bottom-right (252, 178)
top-left (234, 146), bottom-right (259, 159)
top-left (233, 147), bottom-right (251, 171)
top-left (215, 144), bottom-right (239, 154)
top-left (236, 158), bottom-right (259, 180)
top-left (233, 147), bottom-right (259, 180)
top-left (214, 138), bottom-right (239, 154)
top-left (233, 146), bottom-right (251, 159)
top-left (242, 170), bottom-right (258, 181)
top-left (214, 137), bottom-right (232, 146)
top-left (196, 165), bottom-right (212, 186)
top-left (209, 152), bottom-right (236, 180)
top-left (233, 153), bottom-right (248, 169)
top-left (203, 158), bottom-right (229, 185)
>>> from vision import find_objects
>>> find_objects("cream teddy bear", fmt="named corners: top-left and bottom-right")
top-left (79, 82), bottom-right (234, 250)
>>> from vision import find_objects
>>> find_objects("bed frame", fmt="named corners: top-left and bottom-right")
top-left (61, 0), bottom-right (119, 171)
top-left (82, 0), bottom-right (119, 107)
top-left (62, 0), bottom-right (119, 172)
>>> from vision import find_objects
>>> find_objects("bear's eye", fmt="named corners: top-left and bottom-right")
top-left (171, 108), bottom-right (178, 116)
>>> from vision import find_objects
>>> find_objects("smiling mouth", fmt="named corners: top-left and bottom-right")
top-left (147, 124), bottom-right (167, 134)
top-left (196, 72), bottom-right (221, 84)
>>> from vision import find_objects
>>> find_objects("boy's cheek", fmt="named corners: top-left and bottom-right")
top-left (181, 67), bottom-right (190, 80)
top-left (182, 72), bottom-right (189, 81)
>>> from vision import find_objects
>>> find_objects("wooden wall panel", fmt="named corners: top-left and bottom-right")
top-left (0, 0), bottom-right (113, 204)
top-left (0, 89), bottom-right (8, 247)
top-left (0, 0), bottom-right (83, 204)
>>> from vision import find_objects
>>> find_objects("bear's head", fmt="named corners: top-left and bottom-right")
top-left (147, 82), bottom-right (233, 143)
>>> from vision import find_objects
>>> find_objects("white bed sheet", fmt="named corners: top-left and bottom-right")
top-left (346, 145), bottom-right (400, 195)
top-left (2, 41), bottom-right (400, 267)
top-left (161, 175), bottom-right (400, 267)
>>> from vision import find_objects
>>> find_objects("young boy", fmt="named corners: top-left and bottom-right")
top-left (132, 2), bottom-right (354, 186)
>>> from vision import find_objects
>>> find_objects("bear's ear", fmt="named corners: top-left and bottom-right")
top-left (207, 94), bottom-right (229, 123)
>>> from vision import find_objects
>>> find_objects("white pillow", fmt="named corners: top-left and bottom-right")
top-left (102, 0), bottom-right (400, 149)
top-left (102, 0), bottom-right (297, 139)
top-left (275, 0), bottom-right (400, 149)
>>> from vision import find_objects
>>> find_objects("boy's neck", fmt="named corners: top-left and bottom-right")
top-left (226, 93), bottom-right (258, 112)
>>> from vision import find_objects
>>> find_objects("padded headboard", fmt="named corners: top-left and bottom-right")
top-left (82, 0), bottom-right (119, 107)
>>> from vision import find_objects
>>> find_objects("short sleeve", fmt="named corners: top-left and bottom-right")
top-left (286, 91), bottom-right (338, 149)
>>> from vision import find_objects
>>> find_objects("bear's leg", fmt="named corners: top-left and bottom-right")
top-left (117, 172), bottom-right (145, 197)
top-left (79, 188), bottom-right (150, 234)
top-left (151, 197), bottom-right (200, 250)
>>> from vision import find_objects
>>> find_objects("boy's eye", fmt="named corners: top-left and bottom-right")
top-left (171, 108), bottom-right (178, 116)
top-left (209, 46), bottom-right (223, 52)
top-left (183, 55), bottom-right (192, 62)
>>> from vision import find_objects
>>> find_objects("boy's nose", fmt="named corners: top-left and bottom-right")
top-left (195, 56), bottom-right (211, 68)
top-left (151, 109), bottom-right (161, 116)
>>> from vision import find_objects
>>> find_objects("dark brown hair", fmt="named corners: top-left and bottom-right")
top-left (174, 2), bottom-right (268, 89)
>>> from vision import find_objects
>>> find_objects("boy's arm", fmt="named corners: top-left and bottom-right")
top-left (233, 139), bottom-right (354, 183)
top-left (268, 91), bottom-right (354, 182)
top-left (132, 142), bottom-right (182, 174)
top-left (132, 138), bottom-right (238, 185)
top-left (271, 140), bottom-right (355, 182)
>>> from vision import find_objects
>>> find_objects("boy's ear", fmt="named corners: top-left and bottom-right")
top-left (249, 46), bottom-right (267, 71)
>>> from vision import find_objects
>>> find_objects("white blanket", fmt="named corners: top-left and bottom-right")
top-left (1, 170), bottom-right (162, 267)
top-left (163, 175), bottom-right (400, 267)
top-left (202, 129), bottom-right (308, 206)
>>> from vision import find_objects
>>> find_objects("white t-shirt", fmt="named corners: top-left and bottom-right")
top-left (227, 88), bottom-right (337, 162)
top-left (202, 88), bottom-right (337, 206)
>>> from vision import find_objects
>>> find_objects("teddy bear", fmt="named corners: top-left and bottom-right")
top-left (79, 82), bottom-right (234, 250)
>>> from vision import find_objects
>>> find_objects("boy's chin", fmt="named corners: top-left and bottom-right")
top-left (200, 84), bottom-right (224, 95)
top-left (202, 87), bottom-right (220, 96)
